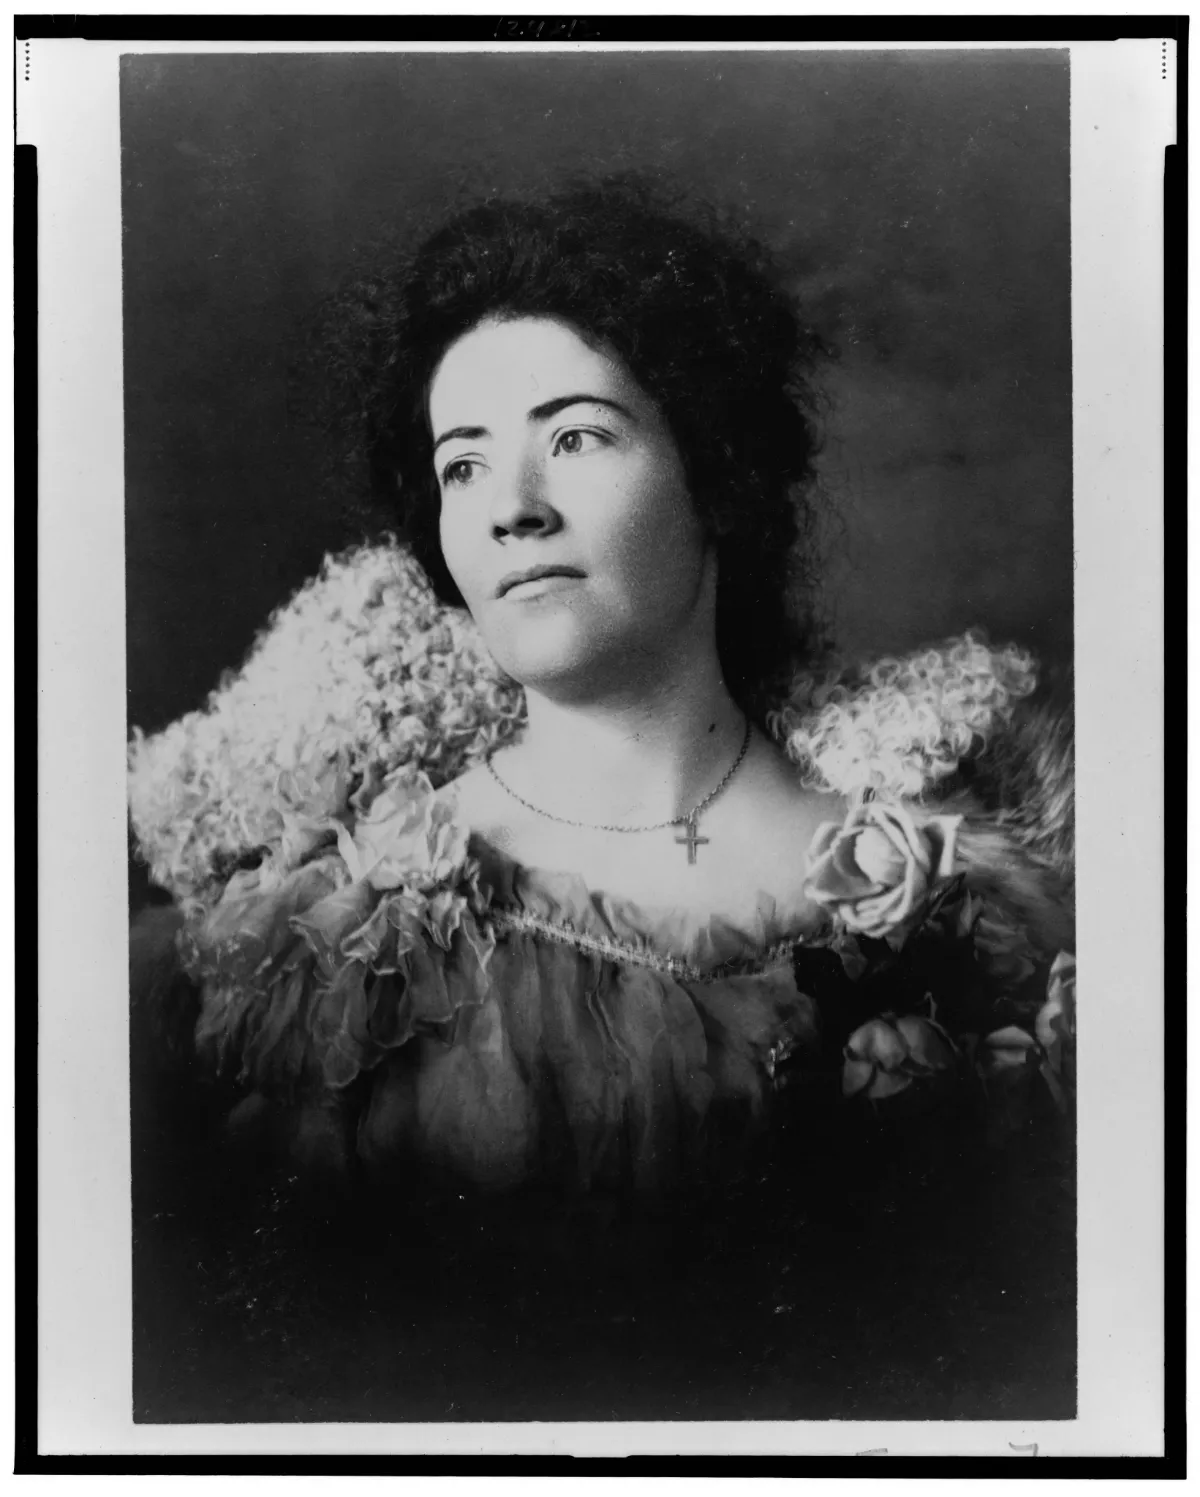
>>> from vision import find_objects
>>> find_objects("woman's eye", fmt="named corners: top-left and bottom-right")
top-left (441, 457), bottom-right (480, 488)
top-left (552, 429), bottom-right (605, 458)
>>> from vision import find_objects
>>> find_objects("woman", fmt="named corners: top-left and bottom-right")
top-left (129, 179), bottom-right (1075, 1210)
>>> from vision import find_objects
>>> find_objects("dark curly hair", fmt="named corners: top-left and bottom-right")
top-left (301, 175), bottom-right (831, 714)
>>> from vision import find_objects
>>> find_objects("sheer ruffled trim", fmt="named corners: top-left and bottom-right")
top-left (180, 770), bottom-right (501, 1094)
top-left (475, 837), bottom-right (824, 980)
top-left (182, 825), bottom-right (825, 1096)
top-left (182, 850), bottom-right (497, 1095)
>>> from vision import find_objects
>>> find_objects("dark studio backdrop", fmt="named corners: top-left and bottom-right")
top-left (121, 48), bottom-right (1072, 739)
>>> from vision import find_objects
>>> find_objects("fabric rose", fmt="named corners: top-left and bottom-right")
top-left (1036, 951), bottom-right (1076, 1092)
top-left (805, 798), bottom-right (961, 943)
top-left (842, 1013), bottom-right (957, 1101)
top-left (973, 1025), bottom-right (1045, 1141)
top-left (976, 1025), bottom-right (1040, 1079)
top-left (330, 769), bottom-right (469, 893)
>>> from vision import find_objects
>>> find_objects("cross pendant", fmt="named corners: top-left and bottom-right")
top-left (675, 814), bottom-right (709, 865)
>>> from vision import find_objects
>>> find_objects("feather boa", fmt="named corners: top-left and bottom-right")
top-left (128, 541), bottom-right (1072, 951)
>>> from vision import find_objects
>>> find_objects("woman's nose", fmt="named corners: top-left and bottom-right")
top-left (489, 459), bottom-right (562, 541)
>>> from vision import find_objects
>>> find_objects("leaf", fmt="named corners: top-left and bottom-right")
top-left (954, 888), bottom-right (982, 939)
top-left (866, 1070), bottom-right (914, 1102)
top-left (835, 934), bottom-right (868, 981)
top-left (842, 1056), bottom-right (875, 1098)
top-left (1039, 1059), bottom-right (1069, 1113)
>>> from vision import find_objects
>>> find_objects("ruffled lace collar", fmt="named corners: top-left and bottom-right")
top-left (128, 542), bottom-right (1040, 908)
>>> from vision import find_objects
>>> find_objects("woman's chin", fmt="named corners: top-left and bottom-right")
top-left (496, 650), bottom-right (605, 698)
top-left (486, 629), bottom-right (622, 701)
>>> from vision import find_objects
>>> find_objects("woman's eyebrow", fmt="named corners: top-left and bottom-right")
top-left (432, 395), bottom-right (632, 453)
top-left (432, 424), bottom-right (488, 454)
top-left (528, 394), bottom-right (634, 423)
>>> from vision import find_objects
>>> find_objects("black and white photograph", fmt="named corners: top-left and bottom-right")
top-left (28, 26), bottom-right (1173, 1463)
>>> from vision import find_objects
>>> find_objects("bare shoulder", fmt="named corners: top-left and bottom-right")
top-left (708, 734), bottom-right (844, 917)
top-left (434, 731), bottom-right (844, 928)
top-left (740, 732), bottom-right (844, 845)
top-left (436, 759), bottom-right (529, 850)
top-left (437, 760), bottom-right (501, 822)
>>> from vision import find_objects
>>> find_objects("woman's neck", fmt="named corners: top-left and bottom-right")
top-left (505, 659), bottom-right (746, 828)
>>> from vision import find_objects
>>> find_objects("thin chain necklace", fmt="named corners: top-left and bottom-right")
top-left (485, 718), bottom-right (753, 865)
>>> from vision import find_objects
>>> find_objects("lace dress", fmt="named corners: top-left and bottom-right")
top-left (162, 814), bottom-right (837, 1201)
top-left (144, 707), bottom-right (1074, 1208)
top-left (125, 547), bottom-right (1077, 1417)
top-left (351, 838), bottom-right (826, 1196)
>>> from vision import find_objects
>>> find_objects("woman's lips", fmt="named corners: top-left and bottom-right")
top-left (496, 566), bottom-right (586, 599)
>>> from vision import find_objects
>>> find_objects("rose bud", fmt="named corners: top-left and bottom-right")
top-left (977, 1025), bottom-right (1040, 1077)
top-left (1036, 951), bottom-right (1076, 1082)
top-left (843, 1012), bottom-right (957, 1101)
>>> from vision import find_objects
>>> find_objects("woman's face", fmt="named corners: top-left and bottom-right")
top-left (430, 316), bottom-right (713, 697)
